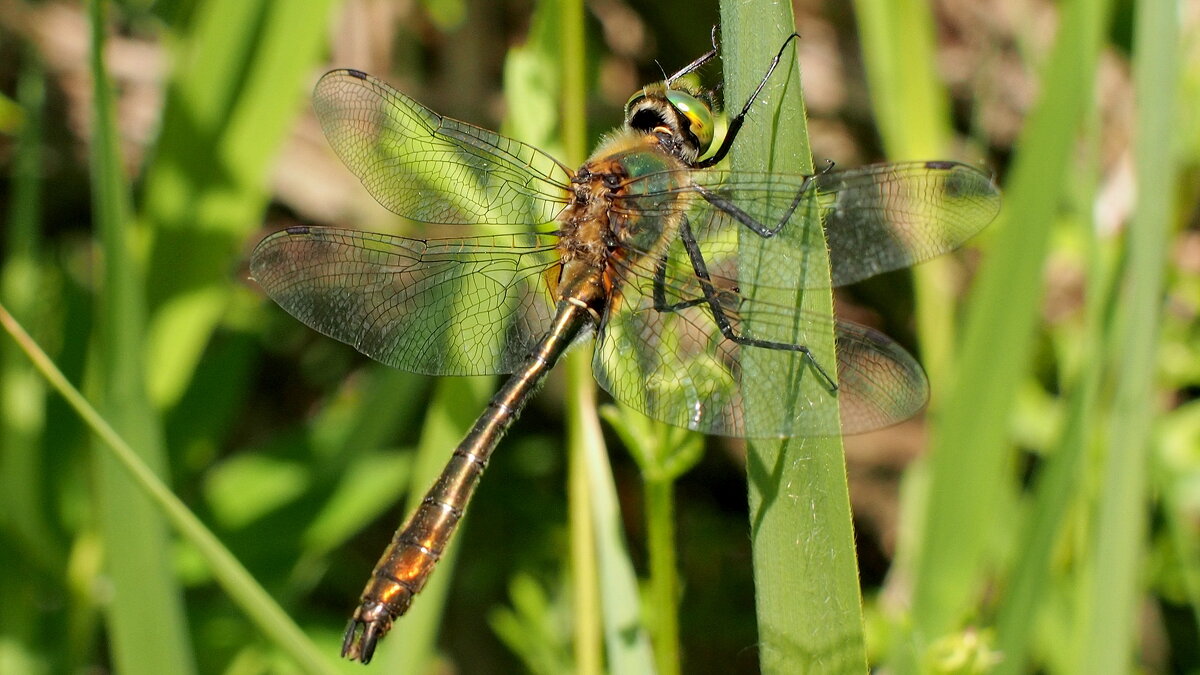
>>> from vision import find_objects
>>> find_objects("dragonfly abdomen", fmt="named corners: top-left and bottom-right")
top-left (342, 295), bottom-right (599, 663)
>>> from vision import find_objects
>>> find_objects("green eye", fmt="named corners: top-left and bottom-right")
top-left (665, 90), bottom-right (714, 153)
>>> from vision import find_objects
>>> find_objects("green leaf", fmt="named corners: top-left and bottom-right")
top-left (140, 0), bottom-right (338, 409)
top-left (1081, 0), bottom-right (1180, 670)
top-left (720, 3), bottom-right (868, 673)
top-left (88, 2), bottom-right (195, 672)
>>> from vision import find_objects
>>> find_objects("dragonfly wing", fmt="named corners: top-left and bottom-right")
top-left (831, 321), bottom-right (928, 434)
top-left (594, 247), bottom-right (928, 438)
top-left (314, 69), bottom-right (572, 226)
top-left (613, 160), bottom-right (999, 289)
top-left (594, 255), bottom-right (748, 437)
top-left (251, 227), bottom-right (560, 376)
top-left (814, 161), bottom-right (1000, 286)
top-left (600, 177), bottom-right (838, 436)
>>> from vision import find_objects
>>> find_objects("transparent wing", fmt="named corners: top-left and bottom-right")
top-left (314, 69), bottom-right (573, 226)
top-left (612, 160), bottom-right (1000, 289)
top-left (594, 248), bottom-right (928, 438)
top-left (814, 161), bottom-right (999, 285)
top-left (591, 160), bottom-right (995, 437)
top-left (250, 226), bottom-right (561, 376)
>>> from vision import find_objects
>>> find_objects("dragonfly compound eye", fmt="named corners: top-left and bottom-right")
top-left (665, 90), bottom-right (715, 155)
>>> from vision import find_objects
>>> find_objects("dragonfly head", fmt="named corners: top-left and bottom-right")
top-left (625, 82), bottom-right (716, 164)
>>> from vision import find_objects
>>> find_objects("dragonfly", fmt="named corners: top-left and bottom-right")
top-left (250, 34), bottom-right (1000, 663)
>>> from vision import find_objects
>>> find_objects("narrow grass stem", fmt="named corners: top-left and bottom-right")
top-left (645, 476), bottom-right (681, 675)
top-left (559, 2), bottom-right (602, 672)
top-left (0, 302), bottom-right (335, 673)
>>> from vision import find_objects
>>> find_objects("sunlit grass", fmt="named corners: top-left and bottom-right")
top-left (721, 3), bottom-right (868, 673)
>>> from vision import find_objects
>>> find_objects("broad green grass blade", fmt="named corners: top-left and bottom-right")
top-left (720, 3), bottom-right (867, 673)
top-left (140, 0), bottom-right (336, 409)
top-left (991, 209), bottom-right (1110, 674)
top-left (87, 3), bottom-right (195, 673)
top-left (0, 304), bottom-right (338, 674)
top-left (904, 0), bottom-right (1115, 667)
top-left (852, 0), bottom-right (951, 158)
top-left (1081, 0), bottom-right (1180, 670)
top-left (851, 4), bottom-right (958, 640)
top-left (990, 43), bottom-right (1118, 672)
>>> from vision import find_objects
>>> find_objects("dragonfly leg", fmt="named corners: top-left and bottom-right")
top-left (696, 180), bottom-right (814, 238)
top-left (670, 218), bottom-right (837, 393)
top-left (694, 32), bottom-right (802, 169)
top-left (651, 253), bottom-right (711, 313)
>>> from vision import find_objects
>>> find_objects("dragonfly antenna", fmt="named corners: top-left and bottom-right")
top-left (653, 60), bottom-right (668, 82)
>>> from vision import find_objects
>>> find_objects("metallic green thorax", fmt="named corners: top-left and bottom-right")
top-left (603, 144), bottom-right (688, 253)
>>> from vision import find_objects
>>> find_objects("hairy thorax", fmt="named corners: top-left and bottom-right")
top-left (557, 131), bottom-right (688, 269)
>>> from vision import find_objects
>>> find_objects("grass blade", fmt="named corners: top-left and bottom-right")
top-left (0, 303), bottom-right (337, 674)
top-left (557, 0), bottom-right (605, 669)
top-left (1081, 0), bottom-right (1180, 669)
top-left (140, 0), bottom-right (337, 409)
top-left (87, 3), bottom-right (194, 672)
top-left (720, 3), bottom-right (868, 672)
top-left (852, 0), bottom-right (951, 158)
top-left (851, 0), bottom-right (960, 389)
top-left (555, 1), bottom-right (655, 670)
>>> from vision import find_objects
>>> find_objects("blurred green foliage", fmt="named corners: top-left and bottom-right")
top-left (1, 0), bottom-right (1197, 673)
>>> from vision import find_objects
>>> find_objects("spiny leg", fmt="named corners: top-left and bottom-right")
top-left (695, 32), bottom-right (803, 169)
top-left (695, 179), bottom-right (814, 239)
top-left (658, 218), bottom-right (838, 393)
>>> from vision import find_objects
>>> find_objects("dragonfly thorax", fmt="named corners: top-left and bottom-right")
top-left (557, 160), bottom-right (627, 272)
top-left (563, 135), bottom-right (690, 268)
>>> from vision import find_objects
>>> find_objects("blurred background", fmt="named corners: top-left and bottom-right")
top-left (0, 0), bottom-right (1197, 673)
